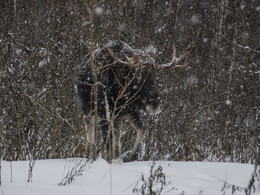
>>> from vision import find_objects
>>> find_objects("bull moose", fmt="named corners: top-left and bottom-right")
top-left (77, 40), bottom-right (189, 162)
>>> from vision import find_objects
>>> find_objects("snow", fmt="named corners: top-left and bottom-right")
top-left (225, 99), bottom-right (232, 105)
top-left (94, 6), bottom-right (104, 16)
top-left (1, 159), bottom-right (257, 195)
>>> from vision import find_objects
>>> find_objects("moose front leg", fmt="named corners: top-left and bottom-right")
top-left (131, 127), bottom-right (145, 157)
top-left (112, 118), bottom-right (123, 160)
top-left (123, 117), bottom-right (146, 162)
top-left (104, 129), bottom-right (121, 162)
top-left (104, 119), bottom-right (122, 162)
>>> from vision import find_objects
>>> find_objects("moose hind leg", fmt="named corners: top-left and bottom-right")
top-left (112, 129), bottom-right (121, 159)
top-left (84, 114), bottom-right (95, 159)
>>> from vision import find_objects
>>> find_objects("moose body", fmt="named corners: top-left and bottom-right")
top-left (77, 40), bottom-right (189, 162)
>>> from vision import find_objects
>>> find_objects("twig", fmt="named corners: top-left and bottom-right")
top-left (8, 32), bottom-right (32, 54)
top-left (225, 38), bottom-right (260, 54)
top-left (22, 93), bottom-right (76, 132)
top-left (58, 158), bottom-right (91, 186)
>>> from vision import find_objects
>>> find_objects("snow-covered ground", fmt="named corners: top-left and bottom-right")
top-left (0, 158), bottom-right (257, 195)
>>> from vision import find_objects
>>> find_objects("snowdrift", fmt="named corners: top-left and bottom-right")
top-left (1, 159), bottom-right (257, 195)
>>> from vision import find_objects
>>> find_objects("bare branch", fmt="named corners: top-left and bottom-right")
top-left (225, 38), bottom-right (260, 54)
top-left (22, 93), bottom-right (76, 132)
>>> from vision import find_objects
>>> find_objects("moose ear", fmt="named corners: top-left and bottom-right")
top-left (125, 55), bottom-right (134, 63)
top-left (125, 55), bottom-right (140, 66)
top-left (107, 46), bottom-right (137, 67)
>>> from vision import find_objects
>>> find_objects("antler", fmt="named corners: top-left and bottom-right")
top-left (106, 46), bottom-right (140, 68)
top-left (106, 43), bottom-right (189, 70)
top-left (155, 44), bottom-right (189, 69)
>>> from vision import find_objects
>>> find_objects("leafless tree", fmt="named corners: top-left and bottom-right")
top-left (0, 0), bottom-right (258, 163)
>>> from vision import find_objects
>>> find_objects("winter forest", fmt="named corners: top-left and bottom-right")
top-left (1, 0), bottom-right (259, 165)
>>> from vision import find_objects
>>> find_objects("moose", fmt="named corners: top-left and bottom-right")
top-left (77, 40), bottom-right (189, 162)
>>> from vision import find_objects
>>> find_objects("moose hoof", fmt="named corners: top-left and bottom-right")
top-left (122, 151), bottom-right (138, 162)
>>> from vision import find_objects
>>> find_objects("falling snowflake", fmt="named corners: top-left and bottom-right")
top-left (94, 6), bottom-right (104, 16)
top-left (225, 99), bottom-right (232, 105)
